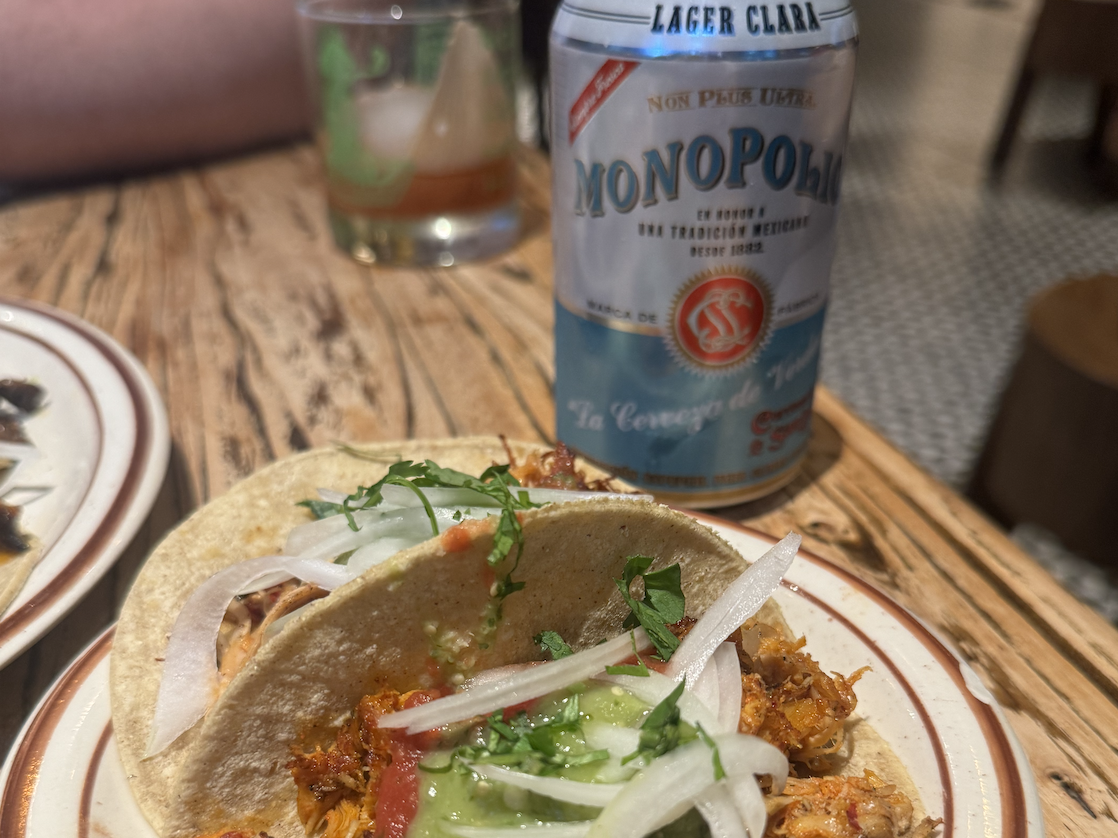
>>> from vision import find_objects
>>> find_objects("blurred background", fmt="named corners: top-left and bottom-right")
top-left (4, 0), bottom-right (1117, 615)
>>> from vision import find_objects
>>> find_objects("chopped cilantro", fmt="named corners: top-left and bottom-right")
top-left (535, 630), bottom-right (573, 660)
top-left (605, 631), bottom-right (651, 677)
top-left (696, 723), bottom-right (725, 781)
top-left (297, 457), bottom-right (543, 609)
top-left (452, 694), bottom-right (608, 776)
top-left (332, 548), bottom-right (356, 566)
top-left (296, 499), bottom-right (344, 519)
top-left (615, 556), bottom-right (685, 661)
top-left (623, 681), bottom-right (689, 765)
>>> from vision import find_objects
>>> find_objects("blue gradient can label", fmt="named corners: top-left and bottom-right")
top-left (549, 1), bottom-right (857, 505)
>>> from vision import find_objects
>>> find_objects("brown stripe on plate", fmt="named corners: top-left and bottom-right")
top-left (694, 515), bottom-right (1029, 838)
top-left (0, 628), bottom-right (114, 838)
top-left (0, 298), bottom-right (154, 646)
top-left (79, 723), bottom-right (115, 838)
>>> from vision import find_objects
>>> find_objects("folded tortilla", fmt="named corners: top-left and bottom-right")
top-left (110, 438), bottom-right (627, 835)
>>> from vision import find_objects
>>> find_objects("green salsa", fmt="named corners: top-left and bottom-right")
top-left (407, 682), bottom-right (654, 837)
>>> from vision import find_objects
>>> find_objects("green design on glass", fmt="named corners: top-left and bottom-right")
top-left (317, 27), bottom-right (413, 194)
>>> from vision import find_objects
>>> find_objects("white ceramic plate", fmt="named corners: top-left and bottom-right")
top-left (0, 523), bottom-right (1043, 838)
top-left (0, 297), bottom-right (169, 669)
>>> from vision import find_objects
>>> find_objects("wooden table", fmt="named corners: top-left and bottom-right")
top-left (1, 145), bottom-right (1116, 836)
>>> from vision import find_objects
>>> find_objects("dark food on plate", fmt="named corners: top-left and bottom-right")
top-left (0, 378), bottom-right (45, 559)
top-left (0, 501), bottom-right (30, 555)
top-left (0, 378), bottom-right (46, 614)
top-left (0, 379), bottom-right (46, 415)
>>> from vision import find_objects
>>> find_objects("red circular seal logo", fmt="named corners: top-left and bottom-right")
top-left (670, 269), bottom-right (770, 371)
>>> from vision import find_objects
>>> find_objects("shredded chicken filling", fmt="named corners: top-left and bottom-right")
top-left (286, 620), bottom-right (941, 838)
top-left (216, 581), bottom-right (328, 690)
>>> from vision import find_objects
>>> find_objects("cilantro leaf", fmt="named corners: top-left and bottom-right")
top-left (454, 695), bottom-right (607, 775)
top-left (535, 631), bottom-right (573, 660)
top-left (615, 556), bottom-right (685, 661)
top-left (605, 630), bottom-right (650, 676)
top-left (623, 680), bottom-right (687, 765)
top-left (296, 456), bottom-right (543, 610)
top-left (296, 499), bottom-right (344, 520)
top-left (696, 723), bottom-right (726, 781)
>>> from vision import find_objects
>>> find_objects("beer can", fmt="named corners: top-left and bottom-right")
top-left (550, 0), bottom-right (857, 507)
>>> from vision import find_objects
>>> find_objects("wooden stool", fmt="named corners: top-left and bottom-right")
top-left (990, 0), bottom-right (1118, 173)
top-left (967, 275), bottom-right (1118, 563)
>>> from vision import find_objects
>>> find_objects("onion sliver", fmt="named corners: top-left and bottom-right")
top-left (689, 645), bottom-right (745, 735)
top-left (378, 629), bottom-right (651, 734)
top-left (715, 733), bottom-right (789, 837)
top-left (725, 773), bottom-right (769, 838)
top-left (445, 823), bottom-right (593, 838)
top-left (587, 734), bottom-right (787, 838)
top-left (586, 740), bottom-right (719, 838)
top-left (346, 536), bottom-right (422, 574)
top-left (715, 733), bottom-right (789, 792)
top-left (712, 643), bottom-right (743, 734)
top-left (695, 786), bottom-right (749, 838)
top-left (597, 671), bottom-right (719, 733)
top-left (286, 506), bottom-right (481, 561)
top-left (378, 485), bottom-right (653, 508)
top-left (147, 555), bottom-right (350, 756)
top-left (581, 721), bottom-right (640, 758)
top-left (381, 485), bottom-right (501, 508)
top-left (464, 761), bottom-right (623, 807)
top-left (665, 533), bottom-right (800, 687)
top-left (518, 489), bottom-right (653, 504)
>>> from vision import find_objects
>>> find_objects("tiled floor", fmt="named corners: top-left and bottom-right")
top-left (822, 0), bottom-right (1118, 618)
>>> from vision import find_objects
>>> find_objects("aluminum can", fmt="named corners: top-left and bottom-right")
top-left (550, 0), bottom-right (857, 506)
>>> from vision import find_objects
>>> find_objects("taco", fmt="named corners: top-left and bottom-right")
top-left (112, 438), bottom-right (629, 834)
top-left (112, 439), bottom-right (938, 838)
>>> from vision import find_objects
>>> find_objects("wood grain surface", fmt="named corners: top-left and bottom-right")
top-left (1, 144), bottom-right (1116, 835)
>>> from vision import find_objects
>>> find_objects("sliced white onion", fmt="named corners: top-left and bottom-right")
top-left (378, 629), bottom-right (650, 734)
top-left (462, 663), bottom-right (539, 691)
top-left (586, 740), bottom-right (719, 838)
top-left (715, 734), bottom-right (789, 837)
top-left (445, 823), bottom-right (592, 838)
top-left (689, 659), bottom-right (721, 729)
top-left (580, 721), bottom-right (641, 784)
top-left (715, 734), bottom-right (789, 792)
top-left (725, 774), bottom-right (768, 838)
top-left (464, 761), bottom-right (623, 807)
top-left (712, 643), bottom-right (743, 735)
top-left (147, 555), bottom-right (351, 756)
top-left (286, 506), bottom-right (485, 561)
top-left (581, 721), bottom-right (640, 758)
top-left (596, 671), bottom-right (719, 733)
top-left (689, 645), bottom-right (746, 735)
top-left (665, 533), bottom-right (800, 687)
top-left (345, 536), bottom-right (420, 574)
top-left (587, 734), bottom-right (787, 838)
top-left (380, 485), bottom-right (501, 508)
top-left (284, 506), bottom-right (402, 556)
top-left (695, 785), bottom-right (749, 838)
top-left (517, 489), bottom-right (653, 504)
top-left (316, 488), bottom-right (350, 504)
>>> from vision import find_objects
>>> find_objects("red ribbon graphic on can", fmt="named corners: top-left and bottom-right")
top-left (568, 59), bottom-right (640, 144)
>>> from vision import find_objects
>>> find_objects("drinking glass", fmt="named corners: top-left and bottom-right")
top-left (297, 0), bottom-right (521, 266)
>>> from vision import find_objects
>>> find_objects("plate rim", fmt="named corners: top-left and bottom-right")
top-left (0, 518), bottom-right (1042, 838)
top-left (0, 296), bottom-right (170, 668)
